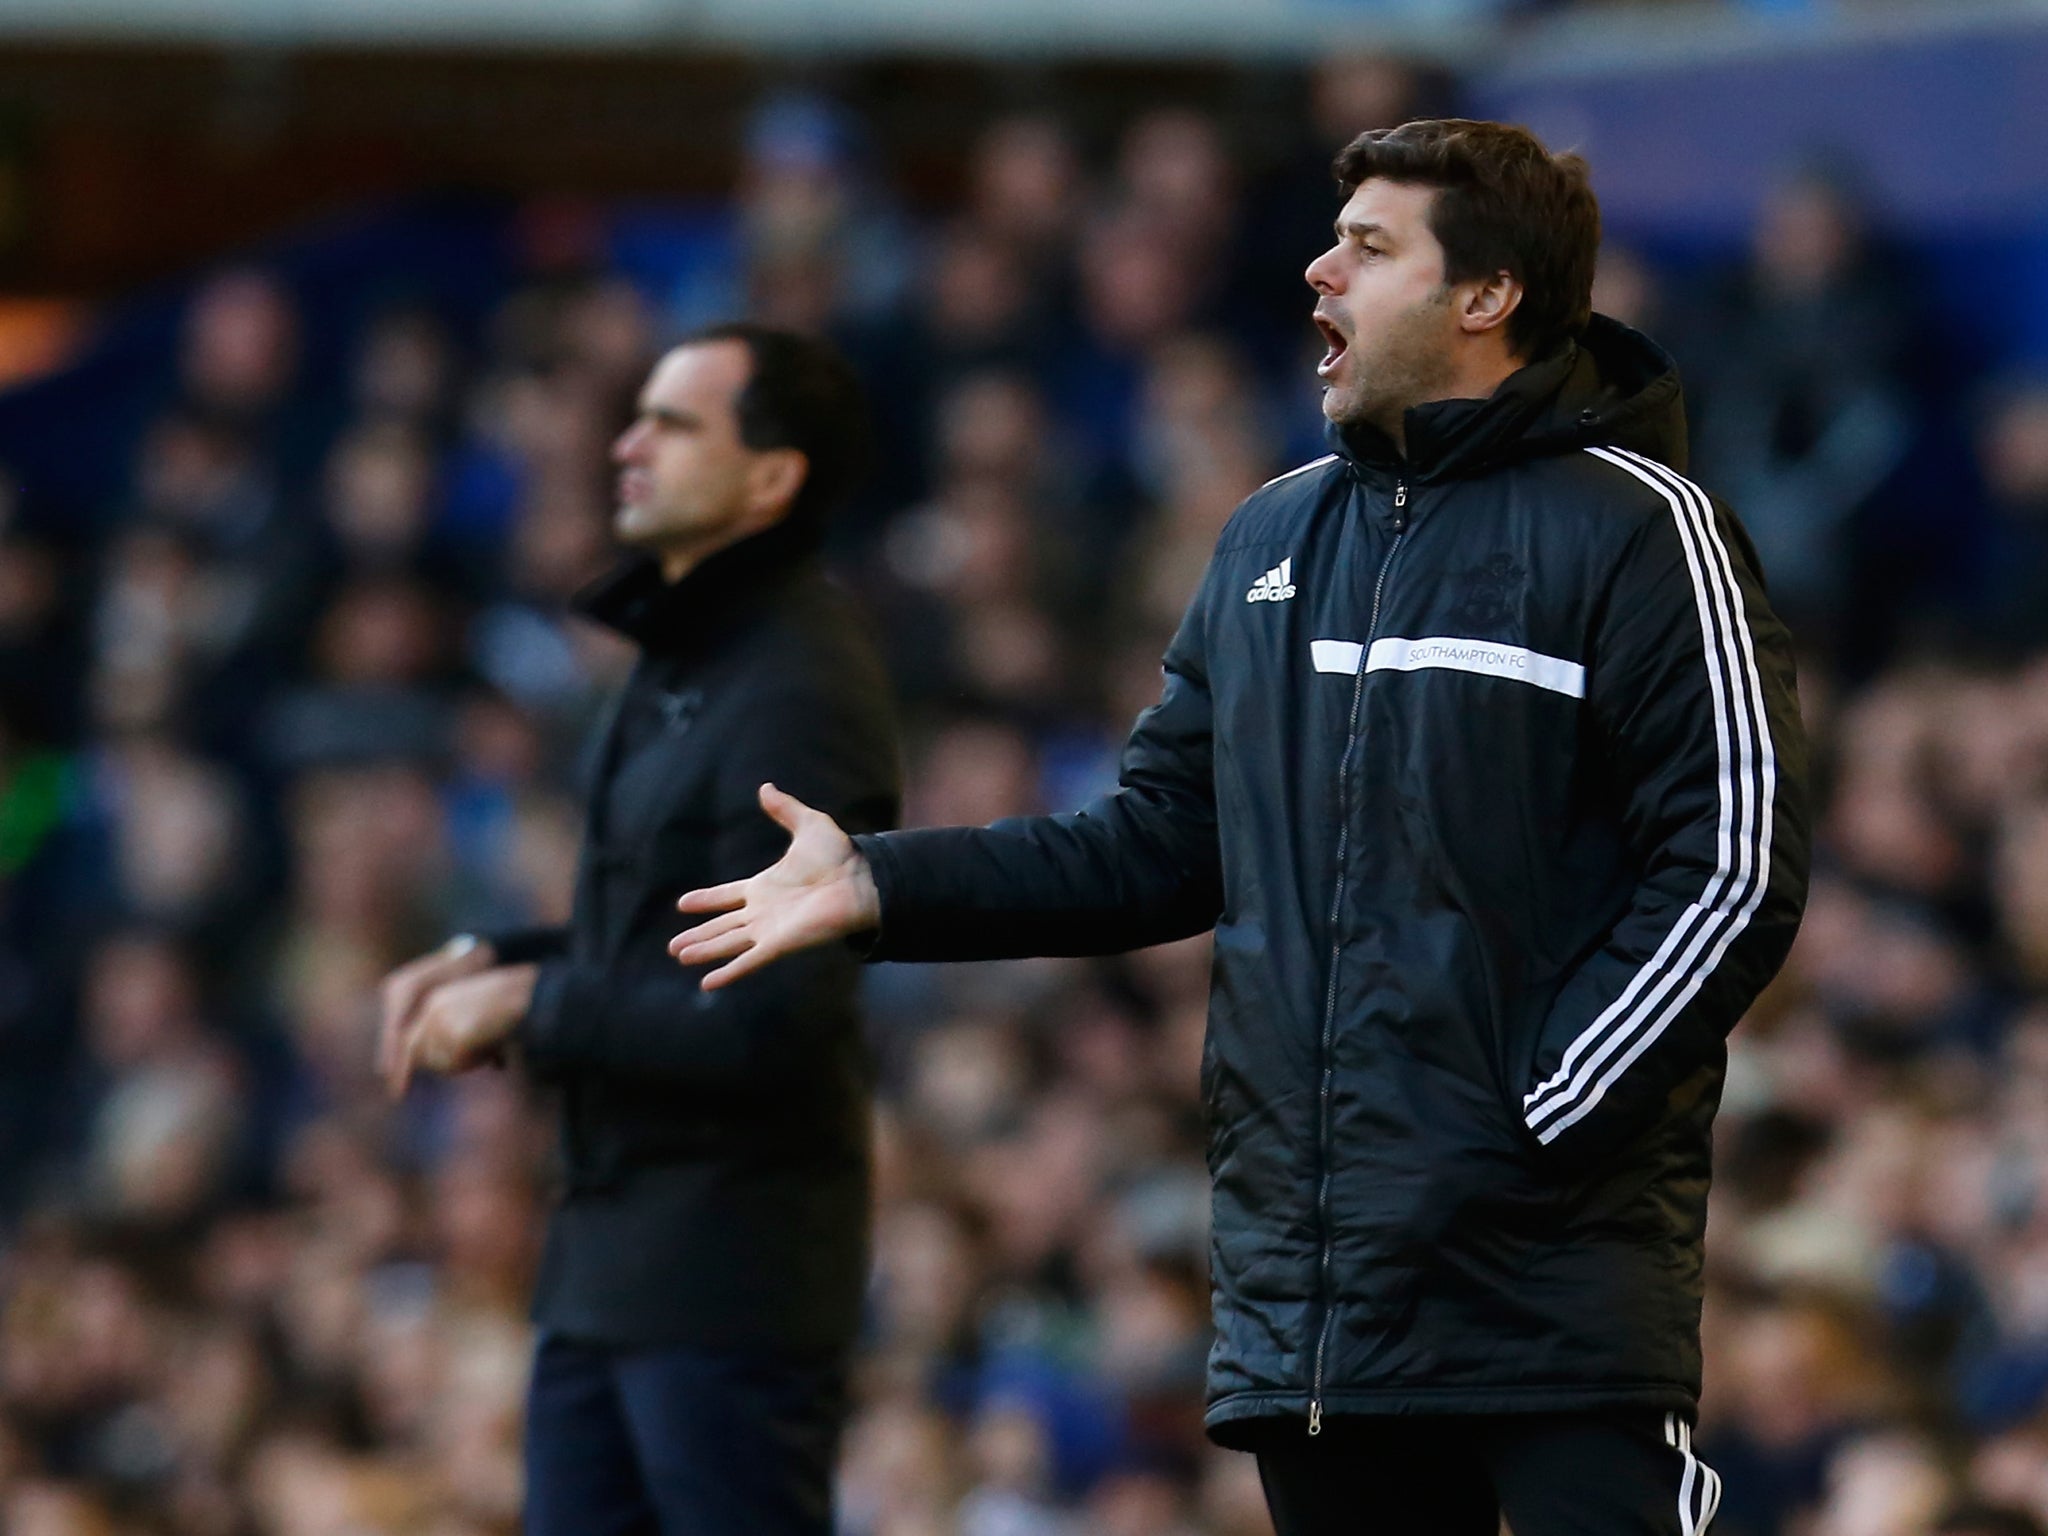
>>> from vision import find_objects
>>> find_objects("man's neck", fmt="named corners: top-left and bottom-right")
top-left (656, 528), bottom-right (745, 585)
top-left (1371, 351), bottom-right (1525, 458)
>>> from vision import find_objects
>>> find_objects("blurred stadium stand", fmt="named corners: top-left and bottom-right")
top-left (1, 3), bottom-right (2047, 1533)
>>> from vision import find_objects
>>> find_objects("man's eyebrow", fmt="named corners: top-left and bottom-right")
top-left (641, 403), bottom-right (698, 426)
top-left (1335, 218), bottom-right (1392, 242)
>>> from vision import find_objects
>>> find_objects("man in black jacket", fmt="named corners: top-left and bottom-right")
top-left (672, 123), bottom-right (1809, 1534)
top-left (378, 324), bottom-right (900, 1536)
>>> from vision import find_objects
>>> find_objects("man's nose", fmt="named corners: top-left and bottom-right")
top-left (612, 424), bottom-right (645, 462)
top-left (1305, 248), bottom-right (1341, 295)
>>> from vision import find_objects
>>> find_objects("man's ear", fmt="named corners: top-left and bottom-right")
top-left (743, 447), bottom-right (810, 527)
top-left (1460, 271), bottom-right (1524, 340)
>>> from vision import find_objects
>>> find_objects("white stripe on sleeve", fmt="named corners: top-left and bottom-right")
top-left (1521, 448), bottom-right (1776, 1142)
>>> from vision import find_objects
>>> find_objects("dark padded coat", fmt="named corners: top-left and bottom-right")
top-left (496, 532), bottom-right (900, 1356)
top-left (854, 316), bottom-right (1810, 1441)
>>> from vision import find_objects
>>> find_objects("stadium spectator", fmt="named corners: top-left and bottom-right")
top-left (1688, 163), bottom-right (1918, 659)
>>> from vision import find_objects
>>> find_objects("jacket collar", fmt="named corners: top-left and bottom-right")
top-left (572, 527), bottom-right (814, 657)
top-left (1327, 313), bottom-right (1687, 487)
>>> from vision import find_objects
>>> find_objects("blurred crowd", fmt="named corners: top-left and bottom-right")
top-left (0, 51), bottom-right (2046, 1536)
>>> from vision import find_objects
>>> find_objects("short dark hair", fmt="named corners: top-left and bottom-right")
top-left (678, 322), bottom-right (873, 543)
top-left (1332, 119), bottom-right (1600, 362)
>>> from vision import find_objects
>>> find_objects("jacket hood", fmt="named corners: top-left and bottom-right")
top-left (1328, 313), bottom-right (1687, 484)
top-left (572, 522), bottom-right (816, 655)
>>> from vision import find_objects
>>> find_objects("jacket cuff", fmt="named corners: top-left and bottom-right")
top-left (517, 960), bottom-right (606, 1071)
top-left (848, 832), bottom-right (899, 961)
top-left (479, 924), bottom-right (571, 965)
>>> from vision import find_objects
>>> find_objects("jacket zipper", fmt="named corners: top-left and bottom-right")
top-left (1308, 477), bottom-right (1408, 1438)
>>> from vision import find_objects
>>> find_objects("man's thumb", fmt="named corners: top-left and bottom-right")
top-left (759, 782), bottom-right (808, 834)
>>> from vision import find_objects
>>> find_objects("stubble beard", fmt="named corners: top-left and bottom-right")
top-left (1322, 286), bottom-right (1458, 441)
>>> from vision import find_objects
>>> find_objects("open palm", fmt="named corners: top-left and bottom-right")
top-left (669, 783), bottom-right (879, 989)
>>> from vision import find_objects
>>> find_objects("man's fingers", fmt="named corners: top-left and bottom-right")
top-left (391, 1023), bottom-right (422, 1099)
top-left (378, 978), bottom-right (436, 1079)
top-left (700, 942), bottom-right (774, 992)
top-left (377, 975), bottom-right (420, 1075)
top-left (677, 881), bottom-right (747, 914)
top-left (382, 1003), bottom-right (425, 1089)
top-left (669, 909), bottom-right (746, 954)
top-left (671, 925), bottom-right (755, 966)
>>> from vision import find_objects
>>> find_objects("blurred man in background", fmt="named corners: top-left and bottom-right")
top-left (671, 121), bottom-right (1809, 1533)
top-left (377, 323), bottom-right (900, 1536)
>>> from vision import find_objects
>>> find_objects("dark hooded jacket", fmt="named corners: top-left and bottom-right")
top-left (852, 316), bottom-right (1810, 1437)
top-left (494, 529), bottom-right (900, 1356)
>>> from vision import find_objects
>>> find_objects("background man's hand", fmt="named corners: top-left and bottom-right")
top-left (377, 935), bottom-right (497, 1082)
top-left (389, 964), bottom-right (539, 1097)
top-left (669, 783), bottom-right (879, 990)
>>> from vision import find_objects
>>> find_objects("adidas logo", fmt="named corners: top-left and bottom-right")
top-left (1245, 558), bottom-right (1297, 603)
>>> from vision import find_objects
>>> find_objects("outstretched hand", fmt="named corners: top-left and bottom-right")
top-left (669, 783), bottom-right (880, 989)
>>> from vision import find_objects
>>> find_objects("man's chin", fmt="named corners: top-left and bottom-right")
top-left (1320, 386), bottom-right (1364, 427)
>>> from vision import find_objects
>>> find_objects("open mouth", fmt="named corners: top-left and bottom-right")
top-left (1314, 315), bottom-right (1348, 379)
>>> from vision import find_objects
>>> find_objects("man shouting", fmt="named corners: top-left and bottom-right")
top-left (673, 122), bottom-right (1807, 1534)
